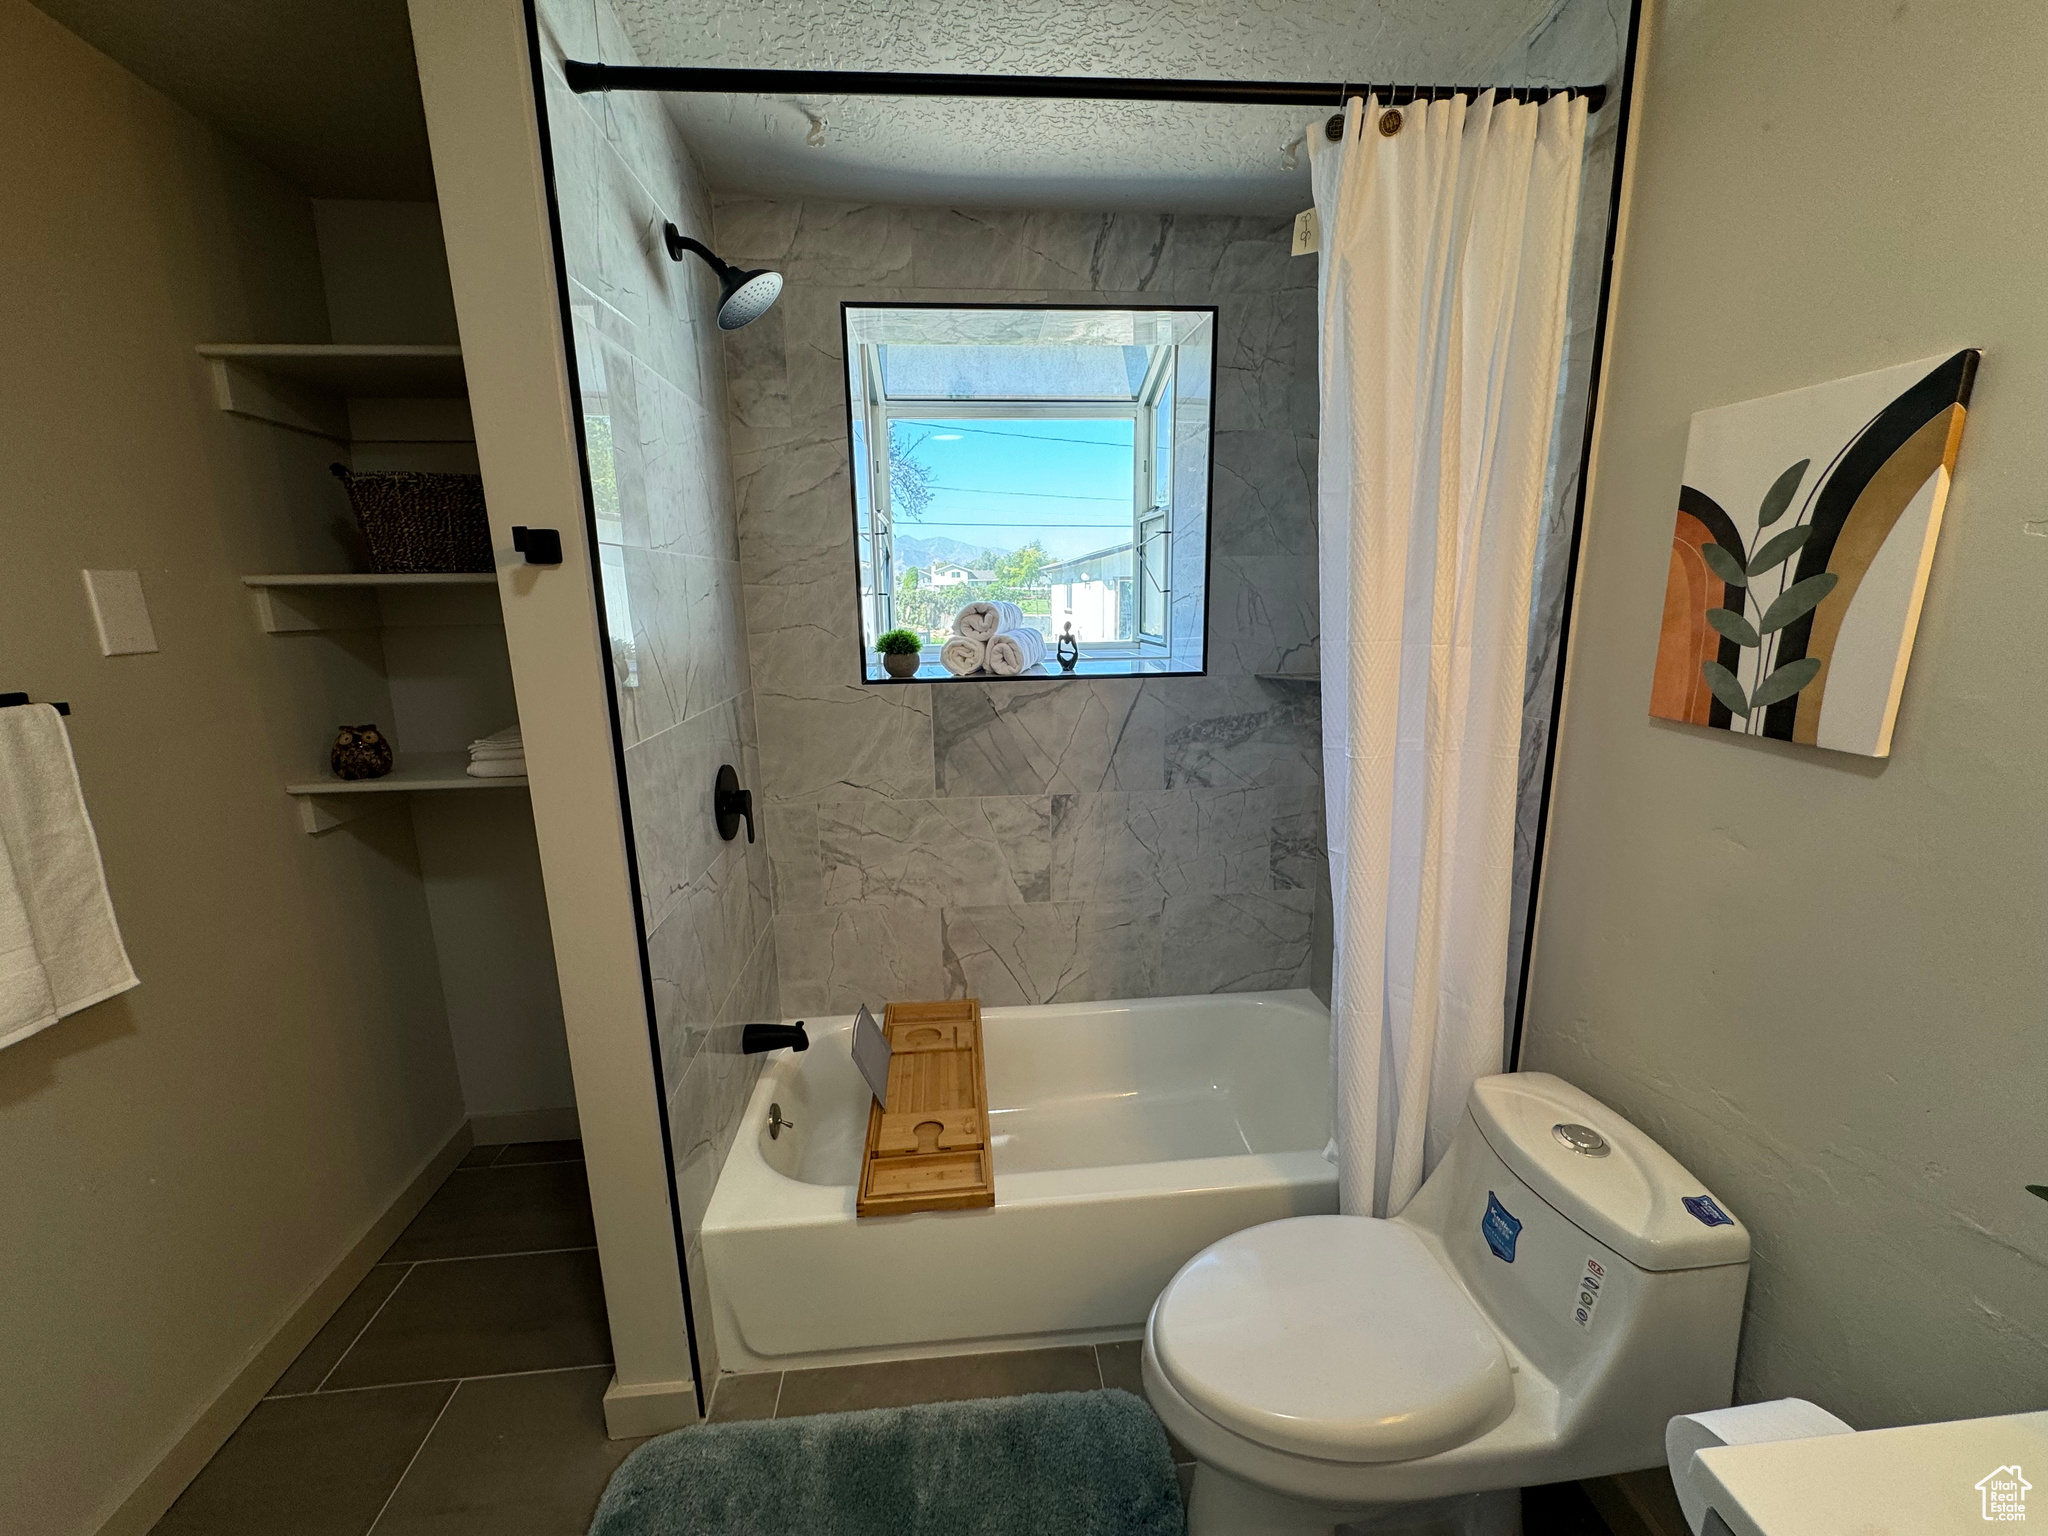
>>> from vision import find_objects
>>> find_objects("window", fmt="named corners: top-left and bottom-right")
top-left (843, 305), bottom-right (1214, 680)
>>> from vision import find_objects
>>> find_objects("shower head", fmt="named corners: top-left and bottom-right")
top-left (662, 222), bottom-right (784, 330)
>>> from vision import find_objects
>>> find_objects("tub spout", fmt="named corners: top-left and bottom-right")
top-left (742, 1021), bottom-right (808, 1054)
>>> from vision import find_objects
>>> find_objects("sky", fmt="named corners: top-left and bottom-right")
top-left (890, 416), bottom-right (1136, 563)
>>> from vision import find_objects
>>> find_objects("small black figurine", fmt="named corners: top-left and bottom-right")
top-left (1055, 622), bottom-right (1080, 673)
top-left (331, 724), bottom-right (394, 781)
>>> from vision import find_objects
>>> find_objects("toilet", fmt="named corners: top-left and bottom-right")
top-left (1142, 1072), bottom-right (1751, 1535)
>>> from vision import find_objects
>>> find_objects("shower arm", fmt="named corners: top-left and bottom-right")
top-left (663, 226), bottom-right (735, 280)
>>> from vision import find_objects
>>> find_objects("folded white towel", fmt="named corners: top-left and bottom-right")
top-left (466, 756), bottom-right (528, 779)
top-left (984, 627), bottom-right (1048, 676)
top-left (468, 725), bottom-right (522, 757)
top-left (467, 745), bottom-right (526, 762)
top-left (0, 705), bottom-right (138, 1048)
top-left (940, 635), bottom-right (986, 677)
top-left (952, 601), bottom-right (1024, 642)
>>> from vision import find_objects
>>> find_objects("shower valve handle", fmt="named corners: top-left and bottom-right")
top-left (714, 763), bottom-right (754, 843)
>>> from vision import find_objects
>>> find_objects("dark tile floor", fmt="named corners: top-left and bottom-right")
top-left (151, 1138), bottom-right (629, 1536)
top-left (154, 1138), bottom-right (1616, 1535)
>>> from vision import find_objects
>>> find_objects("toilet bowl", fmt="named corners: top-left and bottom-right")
top-left (1142, 1073), bottom-right (1751, 1535)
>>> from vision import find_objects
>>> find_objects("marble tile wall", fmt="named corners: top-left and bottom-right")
top-left (714, 199), bottom-right (1334, 1015)
top-left (535, 0), bottom-right (778, 1387)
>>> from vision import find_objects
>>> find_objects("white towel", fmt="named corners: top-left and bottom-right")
top-left (468, 725), bottom-right (523, 760)
top-left (0, 705), bottom-right (138, 1048)
top-left (939, 635), bottom-right (986, 677)
top-left (984, 627), bottom-right (1048, 676)
top-left (0, 839), bottom-right (56, 1047)
top-left (951, 601), bottom-right (1023, 642)
top-left (465, 756), bottom-right (528, 779)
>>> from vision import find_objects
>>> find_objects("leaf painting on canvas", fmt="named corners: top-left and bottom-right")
top-left (1647, 350), bottom-right (1979, 757)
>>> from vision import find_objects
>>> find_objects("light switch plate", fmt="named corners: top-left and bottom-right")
top-left (1292, 208), bottom-right (1320, 256)
top-left (82, 570), bottom-right (159, 655)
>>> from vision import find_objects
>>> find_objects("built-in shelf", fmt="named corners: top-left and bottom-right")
top-left (243, 572), bottom-right (502, 633)
top-left (244, 572), bottom-right (495, 588)
top-left (197, 344), bottom-right (465, 395)
top-left (198, 343), bottom-right (468, 440)
top-left (1256, 672), bottom-right (1322, 687)
top-left (286, 752), bottom-right (526, 834)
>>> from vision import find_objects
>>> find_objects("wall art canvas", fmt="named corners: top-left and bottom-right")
top-left (1649, 349), bottom-right (1978, 757)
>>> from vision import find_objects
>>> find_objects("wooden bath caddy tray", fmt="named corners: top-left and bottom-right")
top-left (856, 998), bottom-right (995, 1218)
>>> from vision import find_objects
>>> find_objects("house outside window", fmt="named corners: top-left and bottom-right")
top-left (842, 304), bottom-right (1214, 680)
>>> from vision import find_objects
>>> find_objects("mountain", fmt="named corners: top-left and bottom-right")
top-left (893, 534), bottom-right (1009, 570)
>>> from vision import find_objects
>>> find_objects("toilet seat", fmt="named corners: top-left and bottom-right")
top-left (1150, 1215), bottom-right (1514, 1464)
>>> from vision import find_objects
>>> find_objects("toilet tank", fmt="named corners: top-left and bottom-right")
top-left (1398, 1073), bottom-right (1751, 1471)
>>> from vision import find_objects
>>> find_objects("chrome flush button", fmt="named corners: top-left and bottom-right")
top-left (1552, 1122), bottom-right (1610, 1156)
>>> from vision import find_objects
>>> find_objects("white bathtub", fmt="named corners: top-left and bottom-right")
top-left (702, 989), bottom-right (1336, 1372)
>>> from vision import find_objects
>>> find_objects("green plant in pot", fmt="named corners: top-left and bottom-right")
top-left (876, 628), bottom-right (924, 679)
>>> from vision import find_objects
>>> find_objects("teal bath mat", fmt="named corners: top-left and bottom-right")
top-left (588, 1388), bottom-right (1183, 1536)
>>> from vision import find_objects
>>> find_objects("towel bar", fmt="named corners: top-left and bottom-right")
top-left (0, 692), bottom-right (70, 716)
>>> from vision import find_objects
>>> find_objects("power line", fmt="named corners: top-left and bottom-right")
top-left (927, 484), bottom-right (1129, 502)
top-left (900, 422), bottom-right (1136, 449)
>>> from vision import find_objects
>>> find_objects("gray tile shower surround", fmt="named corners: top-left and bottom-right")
top-left (712, 195), bottom-right (1336, 1016)
top-left (538, 0), bottom-right (1611, 1403)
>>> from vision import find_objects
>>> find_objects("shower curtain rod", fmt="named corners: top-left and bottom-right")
top-left (560, 61), bottom-right (1607, 115)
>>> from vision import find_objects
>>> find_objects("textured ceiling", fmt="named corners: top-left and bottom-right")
top-left (28, 0), bottom-right (434, 198)
top-left (28, 0), bottom-right (1610, 212)
top-left (610, 0), bottom-right (1590, 213)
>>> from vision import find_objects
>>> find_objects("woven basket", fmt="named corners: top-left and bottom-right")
top-left (330, 464), bottom-right (493, 574)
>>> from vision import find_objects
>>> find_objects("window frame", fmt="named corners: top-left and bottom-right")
top-left (840, 301), bottom-right (1217, 684)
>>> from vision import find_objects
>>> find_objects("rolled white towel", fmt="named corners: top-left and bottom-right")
top-left (465, 755), bottom-right (528, 779)
top-left (952, 601), bottom-right (1023, 641)
top-left (984, 627), bottom-right (1047, 677)
top-left (940, 635), bottom-right (986, 677)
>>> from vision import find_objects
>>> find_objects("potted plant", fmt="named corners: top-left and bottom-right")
top-left (876, 628), bottom-right (924, 679)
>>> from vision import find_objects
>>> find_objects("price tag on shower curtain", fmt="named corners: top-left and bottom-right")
top-left (1292, 208), bottom-right (1320, 256)
top-left (851, 1003), bottom-right (892, 1107)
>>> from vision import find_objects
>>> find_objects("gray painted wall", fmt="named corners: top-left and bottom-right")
top-left (1525, 0), bottom-right (2047, 1426)
top-left (712, 198), bottom-right (1333, 1015)
top-left (1, 5), bottom-right (465, 1525)
top-left (535, 0), bottom-right (778, 1386)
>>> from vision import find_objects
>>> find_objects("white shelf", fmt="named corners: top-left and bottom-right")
top-left (198, 344), bottom-right (467, 440)
top-left (197, 344), bottom-right (465, 396)
top-left (244, 573), bottom-right (496, 588)
top-left (286, 752), bottom-right (524, 795)
top-left (286, 752), bottom-right (526, 834)
top-left (244, 573), bottom-right (503, 633)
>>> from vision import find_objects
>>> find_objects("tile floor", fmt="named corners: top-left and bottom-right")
top-left (151, 1139), bottom-right (627, 1536)
top-left (154, 1140), bottom-right (1616, 1535)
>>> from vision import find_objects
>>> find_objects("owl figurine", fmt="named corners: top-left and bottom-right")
top-left (331, 724), bottom-right (394, 781)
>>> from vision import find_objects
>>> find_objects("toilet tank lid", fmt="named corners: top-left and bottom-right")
top-left (1468, 1073), bottom-right (1750, 1272)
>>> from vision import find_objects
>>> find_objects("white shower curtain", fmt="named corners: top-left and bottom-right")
top-left (1311, 91), bottom-right (1585, 1216)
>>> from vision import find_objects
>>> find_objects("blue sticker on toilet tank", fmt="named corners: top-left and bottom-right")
top-left (1682, 1194), bottom-right (1734, 1228)
top-left (1482, 1192), bottom-right (1522, 1262)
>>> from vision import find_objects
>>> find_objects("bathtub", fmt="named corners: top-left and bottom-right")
top-left (702, 989), bottom-right (1336, 1372)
